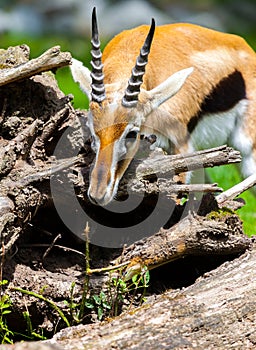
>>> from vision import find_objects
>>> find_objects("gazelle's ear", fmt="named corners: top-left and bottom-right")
top-left (70, 58), bottom-right (92, 100)
top-left (147, 67), bottom-right (194, 109)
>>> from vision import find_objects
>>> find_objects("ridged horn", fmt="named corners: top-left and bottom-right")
top-left (90, 7), bottom-right (106, 103)
top-left (122, 18), bottom-right (155, 108)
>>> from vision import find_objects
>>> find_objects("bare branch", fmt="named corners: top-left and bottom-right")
top-left (6, 155), bottom-right (84, 189)
top-left (124, 179), bottom-right (223, 195)
top-left (216, 173), bottom-right (256, 204)
top-left (132, 145), bottom-right (241, 179)
top-left (0, 46), bottom-right (71, 86)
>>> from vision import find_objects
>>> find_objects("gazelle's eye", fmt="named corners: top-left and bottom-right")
top-left (125, 130), bottom-right (139, 148)
top-left (126, 130), bottom-right (138, 140)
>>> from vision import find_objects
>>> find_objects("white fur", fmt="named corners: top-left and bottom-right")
top-left (70, 58), bottom-right (92, 99)
top-left (189, 98), bottom-right (256, 179)
top-left (190, 99), bottom-right (248, 149)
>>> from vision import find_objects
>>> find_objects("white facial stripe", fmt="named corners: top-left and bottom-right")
top-left (87, 102), bottom-right (143, 205)
top-left (87, 112), bottom-right (99, 152)
top-left (110, 125), bottom-right (134, 181)
top-left (103, 124), bottom-right (140, 198)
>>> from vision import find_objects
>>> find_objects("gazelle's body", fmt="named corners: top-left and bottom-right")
top-left (71, 8), bottom-right (256, 206)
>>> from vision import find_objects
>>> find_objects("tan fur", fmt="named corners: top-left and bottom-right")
top-left (90, 102), bottom-right (130, 137)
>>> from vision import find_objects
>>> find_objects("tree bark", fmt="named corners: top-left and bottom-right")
top-left (0, 45), bottom-right (75, 257)
top-left (3, 244), bottom-right (256, 350)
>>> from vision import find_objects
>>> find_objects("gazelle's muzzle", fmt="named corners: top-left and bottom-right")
top-left (88, 144), bottom-right (116, 205)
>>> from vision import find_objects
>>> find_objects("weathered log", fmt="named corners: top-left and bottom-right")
top-left (132, 144), bottom-right (241, 179)
top-left (45, 244), bottom-right (256, 350)
top-left (0, 46), bottom-right (76, 257)
top-left (3, 243), bottom-right (256, 350)
top-left (116, 210), bottom-right (251, 279)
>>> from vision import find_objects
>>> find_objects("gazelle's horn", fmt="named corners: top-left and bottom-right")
top-left (122, 18), bottom-right (155, 108)
top-left (90, 7), bottom-right (106, 103)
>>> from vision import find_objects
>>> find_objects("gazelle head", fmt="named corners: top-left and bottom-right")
top-left (71, 7), bottom-right (193, 206)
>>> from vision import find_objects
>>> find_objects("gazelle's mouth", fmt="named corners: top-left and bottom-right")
top-left (88, 174), bottom-right (118, 206)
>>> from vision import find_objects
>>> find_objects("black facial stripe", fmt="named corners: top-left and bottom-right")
top-left (188, 70), bottom-right (246, 134)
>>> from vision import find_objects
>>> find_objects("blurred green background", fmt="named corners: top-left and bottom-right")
top-left (1, 0), bottom-right (255, 234)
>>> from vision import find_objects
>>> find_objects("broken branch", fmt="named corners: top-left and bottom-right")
top-left (216, 172), bottom-right (256, 204)
top-left (133, 145), bottom-right (241, 179)
top-left (0, 46), bottom-right (71, 86)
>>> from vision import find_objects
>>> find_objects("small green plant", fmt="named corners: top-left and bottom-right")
top-left (63, 281), bottom-right (81, 324)
top-left (108, 266), bottom-right (150, 318)
top-left (64, 284), bottom-right (111, 323)
top-left (0, 280), bottom-right (13, 344)
top-left (22, 310), bottom-right (46, 341)
top-left (63, 268), bottom-right (150, 324)
top-left (11, 286), bottom-right (70, 328)
top-left (84, 291), bottom-right (111, 321)
top-left (63, 265), bottom-right (150, 324)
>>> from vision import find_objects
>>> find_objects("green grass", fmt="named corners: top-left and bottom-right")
top-left (56, 67), bottom-right (89, 109)
top-left (207, 165), bottom-right (256, 236)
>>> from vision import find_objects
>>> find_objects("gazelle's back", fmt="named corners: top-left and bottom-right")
top-left (102, 23), bottom-right (256, 87)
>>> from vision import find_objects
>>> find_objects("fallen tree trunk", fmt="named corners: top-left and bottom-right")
top-left (116, 210), bottom-right (251, 278)
top-left (47, 243), bottom-right (256, 350)
top-left (3, 243), bottom-right (256, 350)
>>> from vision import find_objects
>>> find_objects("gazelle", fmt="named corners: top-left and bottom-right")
top-left (71, 7), bottom-right (256, 206)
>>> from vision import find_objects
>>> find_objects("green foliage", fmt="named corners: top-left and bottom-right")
top-left (63, 266), bottom-right (150, 324)
top-left (85, 291), bottom-right (111, 321)
top-left (22, 311), bottom-right (46, 341)
top-left (207, 165), bottom-right (256, 236)
top-left (56, 67), bottom-right (89, 109)
top-left (0, 280), bottom-right (13, 344)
